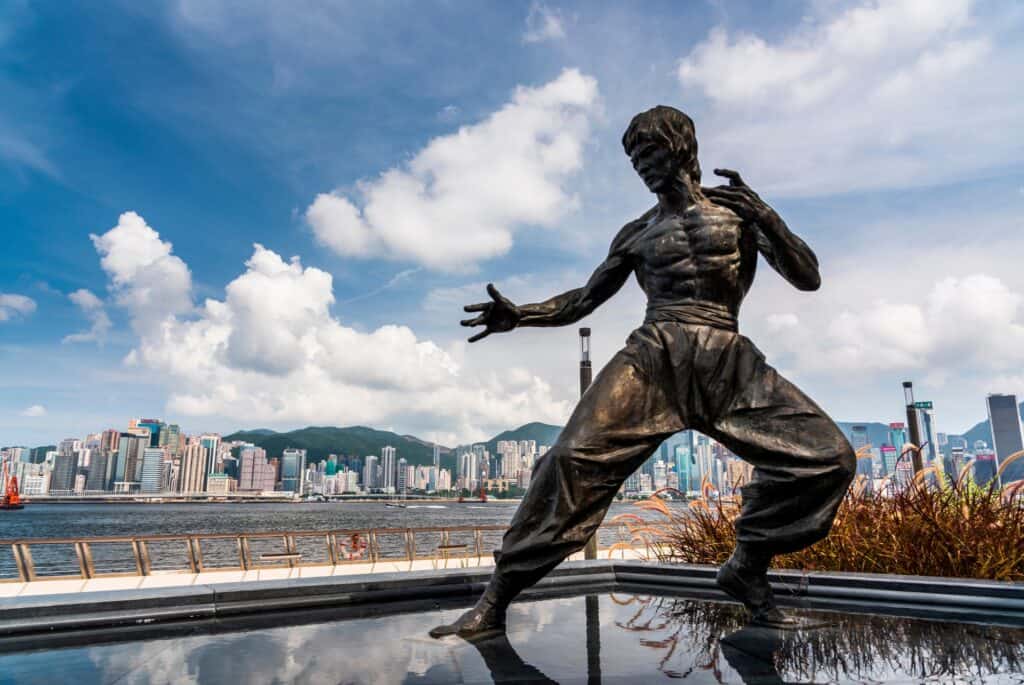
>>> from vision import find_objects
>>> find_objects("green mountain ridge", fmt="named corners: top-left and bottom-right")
top-left (224, 401), bottom-right (1024, 469)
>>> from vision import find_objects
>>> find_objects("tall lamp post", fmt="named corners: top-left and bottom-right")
top-left (903, 381), bottom-right (924, 474)
top-left (580, 328), bottom-right (596, 559)
top-left (580, 326), bottom-right (601, 684)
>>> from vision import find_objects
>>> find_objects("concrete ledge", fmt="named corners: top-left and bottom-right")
top-left (2, 561), bottom-right (1021, 640)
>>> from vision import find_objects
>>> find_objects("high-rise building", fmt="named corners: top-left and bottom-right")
top-left (140, 448), bottom-right (165, 493)
top-left (887, 423), bottom-right (906, 465)
top-left (281, 448), bottom-right (307, 493)
top-left (199, 435), bottom-right (221, 474)
top-left (880, 445), bottom-right (898, 476)
top-left (432, 444), bottom-right (441, 473)
top-left (51, 453), bottom-right (78, 493)
top-left (113, 433), bottom-right (148, 489)
top-left (179, 441), bottom-right (208, 493)
top-left (974, 449), bottom-right (998, 486)
top-left (381, 446), bottom-right (397, 493)
top-left (363, 455), bottom-right (380, 491)
top-left (237, 444), bottom-right (276, 492)
top-left (987, 394), bottom-right (1024, 484)
top-left (158, 424), bottom-right (182, 456)
top-left (132, 419), bottom-right (165, 448)
top-left (396, 458), bottom-right (409, 494)
top-left (85, 451), bottom-right (110, 492)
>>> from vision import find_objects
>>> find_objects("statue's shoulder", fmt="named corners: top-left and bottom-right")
top-left (609, 206), bottom-right (658, 255)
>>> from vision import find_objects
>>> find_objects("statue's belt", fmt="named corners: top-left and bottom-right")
top-left (643, 302), bottom-right (738, 332)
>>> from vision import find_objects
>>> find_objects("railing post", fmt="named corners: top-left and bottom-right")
top-left (237, 536), bottom-right (249, 571)
top-left (74, 542), bottom-right (91, 579)
top-left (327, 533), bottom-right (338, 566)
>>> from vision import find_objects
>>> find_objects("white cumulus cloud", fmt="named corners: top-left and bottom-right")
top-left (20, 404), bottom-right (46, 417)
top-left (677, 0), bottom-right (1023, 196)
top-left (0, 293), bottom-right (36, 322)
top-left (93, 213), bottom-right (570, 442)
top-left (306, 68), bottom-right (600, 271)
top-left (90, 211), bottom-right (193, 332)
top-left (63, 288), bottom-right (112, 345)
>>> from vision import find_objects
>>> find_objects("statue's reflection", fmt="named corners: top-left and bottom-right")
top-left (718, 625), bottom-right (800, 685)
top-left (464, 632), bottom-right (558, 684)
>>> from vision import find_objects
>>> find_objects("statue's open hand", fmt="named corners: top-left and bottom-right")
top-left (703, 168), bottom-right (776, 225)
top-left (461, 283), bottom-right (521, 343)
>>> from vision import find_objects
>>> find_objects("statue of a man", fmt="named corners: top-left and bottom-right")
top-left (431, 106), bottom-right (855, 637)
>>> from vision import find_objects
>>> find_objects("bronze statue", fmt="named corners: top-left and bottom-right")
top-left (431, 105), bottom-right (855, 638)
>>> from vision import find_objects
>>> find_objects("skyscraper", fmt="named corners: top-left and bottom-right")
top-left (281, 448), bottom-right (307, 493)
top-left (179, 441), bottom-right (208, 493)
top-left (140, 448), bottom-right (165, 493)
top-left (363, 455), bottom-right (380, 491)
top-left (382, 446), bottom-right (397, 493)
top-left (51, 453), bottom-right (78, 493)
top-left (132, 419), bottom-right (165, 448)
top-left (199, 435), bottom-right (221, 475)
top-left (114, 433), bottom-right (148, 489)
top-left (85, 451), bottom-right (110, 492)
top-left (987, 394), bottom-right (1024, 484)
top-left (158, 424), bottom-right (182, 456)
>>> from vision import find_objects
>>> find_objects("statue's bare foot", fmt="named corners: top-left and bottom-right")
top-left (716, 556), bottom-right (799, 629)
top-left (429, 599), bottom-right (506, 640)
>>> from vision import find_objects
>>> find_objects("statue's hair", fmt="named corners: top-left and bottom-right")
top-left (621, 105), bottom-right (701, 183)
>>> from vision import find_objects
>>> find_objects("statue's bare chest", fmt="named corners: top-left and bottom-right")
top-left (631, 206), bottom-right (743, 272)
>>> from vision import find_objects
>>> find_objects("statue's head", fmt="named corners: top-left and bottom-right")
top-left (622, 105), bottom-right (700, 193)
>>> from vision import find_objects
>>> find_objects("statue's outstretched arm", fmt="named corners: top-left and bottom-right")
top-left (460, 217), bottom-right (646, 342)
top-left (704, 169), bottom-right (821, 291)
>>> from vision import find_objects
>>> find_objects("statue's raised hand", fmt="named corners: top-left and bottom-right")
top-left (703, 168), bottom-right (778, 226)
top-left (461, 283), bottom-right (521, 343)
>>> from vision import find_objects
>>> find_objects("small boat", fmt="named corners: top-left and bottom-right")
top-left (384, 502), bottom-right (407, 508)
top-left (1, 465), bottom-right (25, 511)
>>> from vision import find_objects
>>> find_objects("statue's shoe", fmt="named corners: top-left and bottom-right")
top-left (716, 558), bottom-right (800, 629)
top-left (429, 599), bottom-right (507, 640)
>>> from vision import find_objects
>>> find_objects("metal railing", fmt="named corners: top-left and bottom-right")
top-left (0, 523), bottom-right (649, 584)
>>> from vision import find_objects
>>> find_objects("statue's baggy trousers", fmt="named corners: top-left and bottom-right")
top-left (486, 318), bottom-right (856, 604)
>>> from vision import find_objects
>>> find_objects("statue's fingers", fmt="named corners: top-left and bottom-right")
top-left (467, 329), bottom-right (492, 343)
top-left (460, 315), bottom-right (485, 327)
top-left (486, 283), bottom-right (506, 303)
top-left (464, 302), bottom-right (489, 312)
top-left (713, 168), bottom-right (745, 187)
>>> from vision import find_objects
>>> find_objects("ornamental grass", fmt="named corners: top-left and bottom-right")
top-left (609, 445), bottom-right (1024, 581)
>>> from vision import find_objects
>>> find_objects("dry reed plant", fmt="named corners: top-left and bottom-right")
top-left (608, 444), bottom-right (1024, 581)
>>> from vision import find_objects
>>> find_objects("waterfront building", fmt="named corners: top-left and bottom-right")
top-left (206, 473), bottom-right (237, 494)
top-left (880, 445), bottom-right (897, 476)
top-left (131, 418), bottom-right (165, 447)
top-left (51, 452), bottom-right (77, 493)
top-left (85, 451), bottom-right (110, 492)
top-left (987, 393), bottom-right (1024, 484)
top-left (158, 424), bottom-right (182, 456)
top-left (140, 447), bottom-right (165, 493)
top-left (437, 468), bottom-right (452, 492)
top-left (238, 444), bottom-right (276, 492)
top-left (974, 449), bottom-right (998, 486)
top-left (363, 455), bottom-right (380, 491)
top-left (100, 429), bottom-right (120, 455)
top-left (179, 441), bottom-right (208, 493)
top-left (114, 433), bottom-right (148, 487)
top-left (281, 448), bottom-right (307, 494)
top-left (199, 434), bottom-right (221, 474)
top-left (382, 445), bottom-right (397, 494)
top-left (432, 444), bottom-right (441, 473)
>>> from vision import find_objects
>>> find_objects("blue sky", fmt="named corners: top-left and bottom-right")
top-left (2, 0), bottom-right (1023, 447)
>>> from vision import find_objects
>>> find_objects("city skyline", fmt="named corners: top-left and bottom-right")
top-left (3, 1), bottom-right (1024, 447)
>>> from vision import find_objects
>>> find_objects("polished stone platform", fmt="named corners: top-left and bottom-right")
top-left (2, 590), bottom-right (1023, 684)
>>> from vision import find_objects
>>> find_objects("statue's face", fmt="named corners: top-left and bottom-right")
top-left (628, 139), bottom-right (678, 193)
